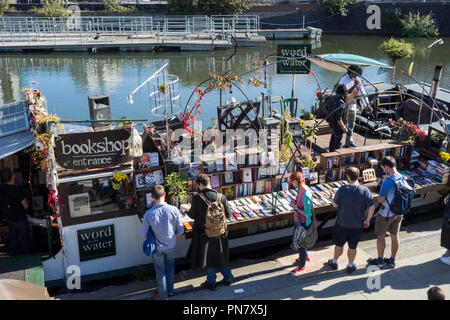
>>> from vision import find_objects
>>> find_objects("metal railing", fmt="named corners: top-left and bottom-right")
top-left (0, 15), bottom-right (260, 46)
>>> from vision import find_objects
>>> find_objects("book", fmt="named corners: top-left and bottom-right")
top-left (301, 167), bottom-right (310, 179)
top-left (255, 181), bottom-right (264, 194)
top-left (215, 159), bottom-right (224, 172)
top-left (309, 172), bottom-right (318, 184)
top-left (152, 169), bottom-right (164, 185)
top-left (146, 193), bottom-right (153, 208)
top-left (135, 173), bottom-right (145, 189)
top-left (226, 153), bottom-right (238, 171)
top-left (150, 152), bottom-right (160, 167)
top-left (211, 175), bottom-right (221, 188)
top-left (190, 163), bottom-right (202, 178)
top-left (138, 153), bottom-right (151, 170)
top-left (224, 172), bottom-right (234, 184)
top-left (279, 162), bottom-right (287, 175)
top-left (243, 168), bottom-right (252, 183)
top-left (144, 172), bottom-right (157, 188)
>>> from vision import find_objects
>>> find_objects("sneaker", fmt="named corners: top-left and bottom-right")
top-left (367, 258), bottom-right (382, 266)
top-left (221, 277), bottom-right (235, 286)
top-left (346, 142), bottom-right (357, 148)
top-left (324, 259), bottom-right (338, 270)
top-left (290, 266), bottom-right (305, 275)
top-left (440, 256), bottom-right (450, 266)
top-left (201, 280), bottom-right (217, 291)
top-left (293, 257), bottom-right (310, 265)
top-left (383, 258), bottom-right (396, 269)
top-left (346, 265), bottom-right (357, 274)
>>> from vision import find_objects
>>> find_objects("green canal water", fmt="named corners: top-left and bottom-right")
top-left (0, 35), bottom-right (448, 125)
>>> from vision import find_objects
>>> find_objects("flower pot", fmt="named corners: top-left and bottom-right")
top-left (111, 180), bottom-right (122, 191)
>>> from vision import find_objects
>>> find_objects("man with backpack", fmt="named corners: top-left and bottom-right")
top-left (367, 156), bottom-right (415, 268)
top-left (140, 185), bottom-right (184, 300)
top-left (0, 167), bottom-right (31, 256)
top-left (188, 174), bottom-right (233, 291)
top-left (327, 84), bottom-right (348, 152)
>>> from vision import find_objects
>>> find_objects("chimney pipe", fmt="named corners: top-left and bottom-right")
top-left (430, 65), bottom-right (443, 101)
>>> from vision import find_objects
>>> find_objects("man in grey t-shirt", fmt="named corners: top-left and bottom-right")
top-left (325, 167), bottom-right (375, 274)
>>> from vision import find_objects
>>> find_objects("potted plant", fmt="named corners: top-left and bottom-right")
top-left (164, 172), bottom-right (188, 207)
top-left (111, 171), bottom-right (127, 190)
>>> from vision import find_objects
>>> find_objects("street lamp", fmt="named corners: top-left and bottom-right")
top-left (418, 38), bottom-right (444, 125)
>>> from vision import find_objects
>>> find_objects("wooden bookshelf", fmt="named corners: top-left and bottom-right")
top-left (318, 142), bottom-right (413, 182)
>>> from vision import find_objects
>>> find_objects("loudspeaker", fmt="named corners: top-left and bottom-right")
top-left (88, 95), bottom-right (111, 127)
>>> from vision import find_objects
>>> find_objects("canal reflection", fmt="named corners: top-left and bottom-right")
top-left (0, 35), bottom-right (448, 124)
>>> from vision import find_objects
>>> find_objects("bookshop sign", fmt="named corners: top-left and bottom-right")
top-left (55, 129), bottom-right (132, 170)
top-left (77, 225), bottom-right (116, 262)
top-left (277, 44), bottom-right (311, 74)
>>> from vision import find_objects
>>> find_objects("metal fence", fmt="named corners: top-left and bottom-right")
top-left (0, 15), bottom-right (260, 46)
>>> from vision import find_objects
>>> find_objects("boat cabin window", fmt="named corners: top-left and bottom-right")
top-left (61, 177), bottom-right (136, 219)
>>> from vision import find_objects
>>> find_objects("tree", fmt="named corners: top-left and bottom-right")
top-left (30, 0), bottom-right (71, 17)
top-left (0, 0), bottom-right (9, 17)
top-left (167, 0), bottom-right (254, 15)
top-left (399, 11), bottom-right (439, 37)
top-left (379, 37), bottom-right (415, 82)
top-left (324, 0), bottom-right (358, 16)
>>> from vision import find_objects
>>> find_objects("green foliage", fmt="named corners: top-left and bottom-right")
top-left (167, 0), bottom-right (254, 15)
top-left (324, 0), bottom-right (357, 16)
top-left (103, 0), bottom-right (136, 14)
top-left (379, 37), bottom-right (414, 63)
top-left (164, 172), bottom-right (188, 202)
top-left (0, 0), bottom-right (9, 16)
top-left (30, 0), bottom-right (71, 17)
top-left (399, 11), bottom-right (439, 37)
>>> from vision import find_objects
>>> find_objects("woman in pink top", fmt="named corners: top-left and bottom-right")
top-left (289, 172), bottom-right (313, 275)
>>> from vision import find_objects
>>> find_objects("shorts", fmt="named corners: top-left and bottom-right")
top-left (375, 215), bottom-right (403, 236)
top-left (333, 224), bottom-right (362, 250)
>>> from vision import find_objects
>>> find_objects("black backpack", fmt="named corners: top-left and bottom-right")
top-left (386, 175), bottom-right (416, 216)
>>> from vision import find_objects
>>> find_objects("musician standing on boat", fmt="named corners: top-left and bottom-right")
top-left (338, 65), bottom-right (371, 148)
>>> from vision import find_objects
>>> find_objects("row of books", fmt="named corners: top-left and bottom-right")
top-left (423, 159), bottom-right (450, 183)
top-left (135, 169), bottom-right (164, 189)
top-left (341, 154), bottom-right (356, 166)
top-left (324, 156), bottom-right (340, 169)
top-left (226, 191), bottom-right (298, 222)
top-left (400, 168), bottom-right (444, 187)
top-left (137, 152), bottom-right (160, 170)
top-left (395, 145), bottom-right (411, 158)
top-left (310, 181), bottom-right (349, 207)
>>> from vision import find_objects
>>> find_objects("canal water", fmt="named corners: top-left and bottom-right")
top-left (0, 35), bottom-right (448, 125)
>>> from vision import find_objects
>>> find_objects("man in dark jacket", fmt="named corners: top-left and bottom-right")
top-left (0, 167), bottom-right (31, 255)
top-left (327, 84), bottom-right (348, 152)
top-left (188, 174), bottom-right (234, 290)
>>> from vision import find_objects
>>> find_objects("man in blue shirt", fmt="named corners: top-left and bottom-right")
top-left (367, 156), bottom-right (404, 268)
top-left (140, 185), bottom-right (184, 300)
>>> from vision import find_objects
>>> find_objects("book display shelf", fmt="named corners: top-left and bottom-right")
top-left (319, 142), bottom-right (413, 182)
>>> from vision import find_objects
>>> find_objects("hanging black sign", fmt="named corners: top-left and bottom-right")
top-left (54, 128), bottom-right (132, 170)
top-left (77, 225), bottom-right (116, 262)
top-left (277, 44), bottom-right (311, 74)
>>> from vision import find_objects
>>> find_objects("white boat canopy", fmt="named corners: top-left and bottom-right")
top-left (307, 53), bottom-right (393, 73)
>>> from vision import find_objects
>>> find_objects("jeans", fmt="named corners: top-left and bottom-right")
top-left (329, 126), bottom-right (343, 152)
top-left (206, 266), bottom-right (233, 284)
top-left (295, 223), bottom-right (310, 268)
top-left (345, 109), bottom-right (357, 145)
top-left (152, 249), bottom-right (176, 299)
top-left (8, 220), bottom-right (31, 255)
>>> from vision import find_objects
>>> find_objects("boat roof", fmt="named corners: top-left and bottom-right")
top-left (402, 83), bottom-right (450, 105)
top-left (0, 101), bottom-right (34, 160)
